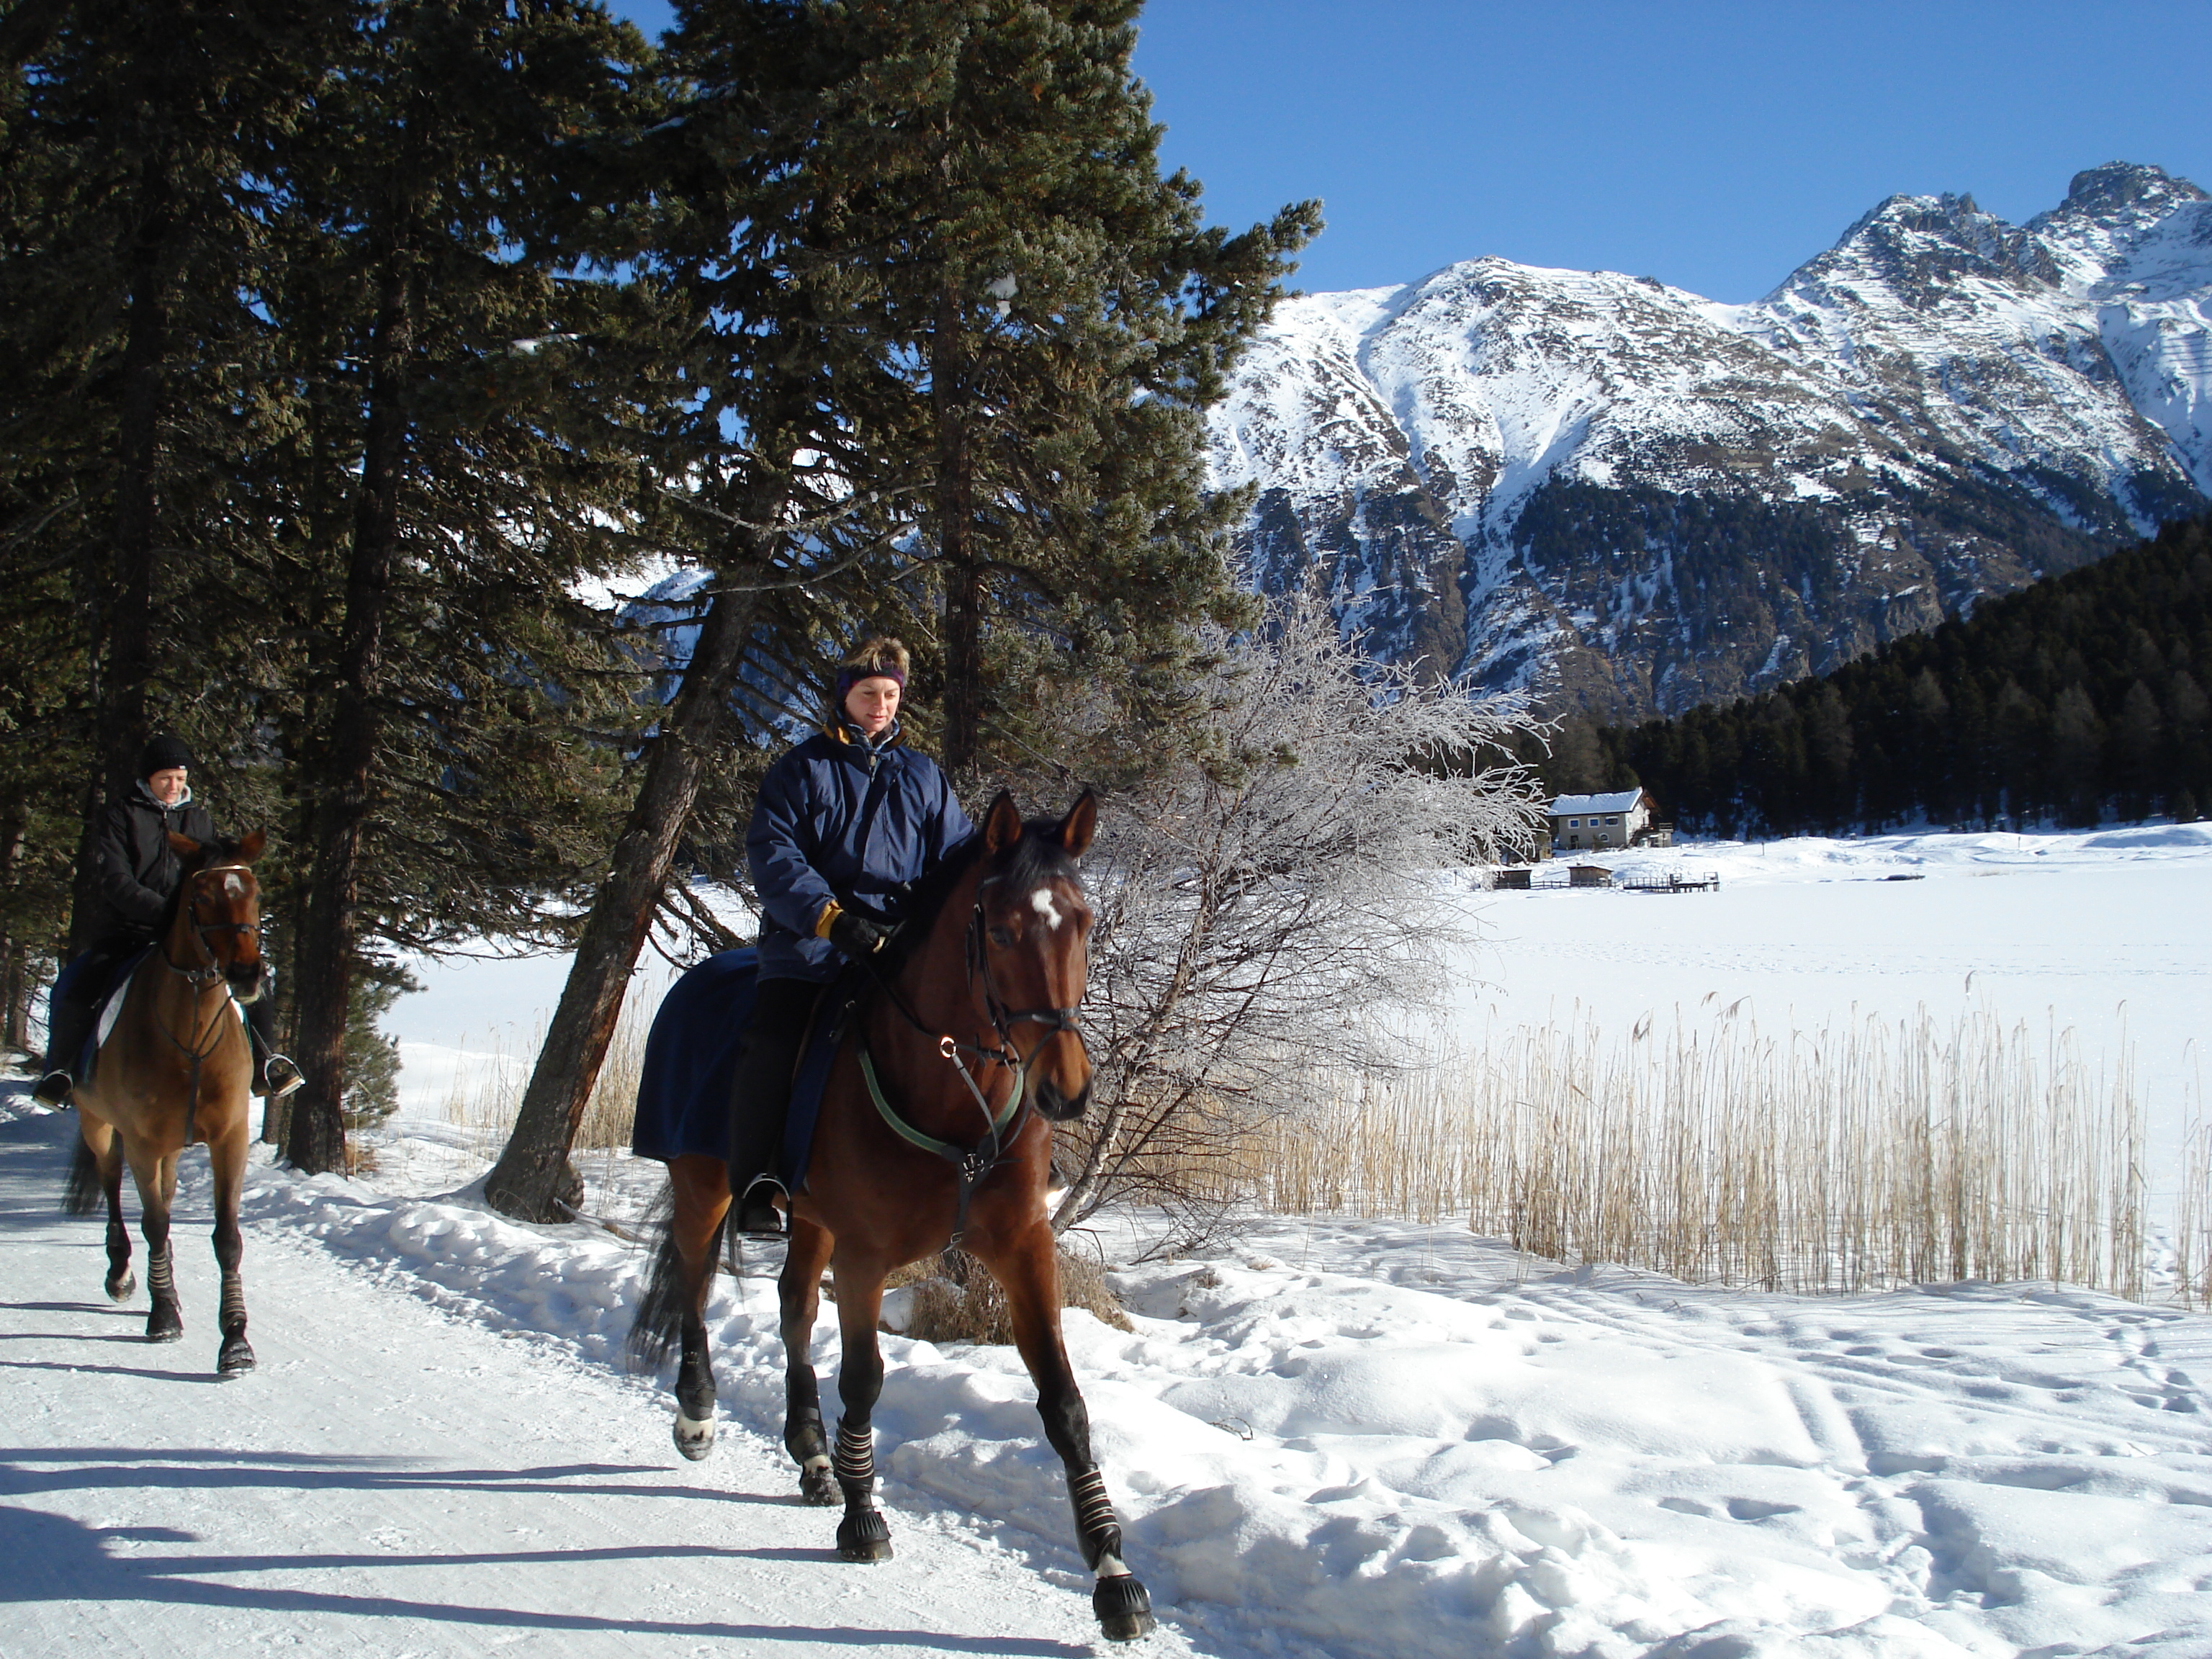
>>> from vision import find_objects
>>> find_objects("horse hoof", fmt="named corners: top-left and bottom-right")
top-left (673, 1415), bottom-right (716, 1461)
top-left (146, 1314), bottom-right (183, 1344)
top-left (799, 1462), bottom-right (838, 1506)
top-left (1094, 1575), bottom-right (1155, 1642)
top-left (835, 1509), bottom-right (893, 1562)
top-left (217, 1339), bottom-right (256, 1377)
top-left (106, 1272), bottom-right (136, 1303)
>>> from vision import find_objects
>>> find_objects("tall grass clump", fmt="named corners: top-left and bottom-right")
top-left (444, 989), bottom-right (649, 1169)
top-left (1210, 1004), bottom-right (2170, 1302)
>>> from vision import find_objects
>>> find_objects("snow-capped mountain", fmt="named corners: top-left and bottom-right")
top-left (1210, 162), bottom-right (2212, 716)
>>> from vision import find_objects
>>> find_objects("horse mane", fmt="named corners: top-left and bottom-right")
top-left (878, 817), bottom-right (1084, 976)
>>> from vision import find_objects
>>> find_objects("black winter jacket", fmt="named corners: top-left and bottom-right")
top-left (92, 783), bottom-right (218, 943)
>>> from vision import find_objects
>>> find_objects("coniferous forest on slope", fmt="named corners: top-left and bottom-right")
top-left (1542, 512), bottom-right (2212, 837)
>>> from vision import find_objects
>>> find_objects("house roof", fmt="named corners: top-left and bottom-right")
top-left (1549, 790), bottom-right (1646, 816)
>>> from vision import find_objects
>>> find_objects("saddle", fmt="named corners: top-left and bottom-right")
top-left (631, 948), bottom-right (859, 1193)
top-left (50, 944), bottom-right (161, 1085)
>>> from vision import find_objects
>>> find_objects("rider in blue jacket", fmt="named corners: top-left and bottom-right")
top-left (728, 637), bottom-right (973, 1235)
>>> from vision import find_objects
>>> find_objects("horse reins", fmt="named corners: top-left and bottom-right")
top-left (850, 864), bottom-right (1087, 1244)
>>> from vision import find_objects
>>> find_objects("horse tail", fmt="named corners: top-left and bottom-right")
top-left (626, 1177), bottom-right (721, 1372)
top-left (63, 1134), bottom-right (106, 1215)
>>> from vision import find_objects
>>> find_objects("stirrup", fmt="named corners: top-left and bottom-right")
top-left (735, 1175), bottom-right (788, 1238)
top-left (257, 1055), bottom-right (304, 1100)
top-left (30, 1071), bottom-right (73, 1107)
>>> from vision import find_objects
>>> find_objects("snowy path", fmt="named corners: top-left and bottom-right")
top-left (0, 1107), bottom-right (1191, 1658)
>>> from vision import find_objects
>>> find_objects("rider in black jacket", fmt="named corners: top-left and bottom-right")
top-left (33, 736), bottom-right (302, 1107)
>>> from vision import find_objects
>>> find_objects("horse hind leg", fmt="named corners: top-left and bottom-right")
top-left (638, 1159), bottom-right (730, 1460)
top-left (70, 1128), bottom-right (135, 1302)
top-left (778, 1218), bottom-right (837, 1506)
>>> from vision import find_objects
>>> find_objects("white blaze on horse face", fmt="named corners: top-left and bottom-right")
top-left (224, 873), bottom-right (246, 899)
top-left (1029, 886), bottom-right (1064, 930)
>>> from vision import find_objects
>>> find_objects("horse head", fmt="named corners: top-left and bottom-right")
top-left (974, 790), bottom-right (1097, 1122)
top-left (166, 830), bottom-right (268, 1002)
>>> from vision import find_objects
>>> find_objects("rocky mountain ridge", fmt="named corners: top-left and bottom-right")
top-left (1210, 161), bottom-right (2212, 716)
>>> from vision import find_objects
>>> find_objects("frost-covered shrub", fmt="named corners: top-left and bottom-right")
top-left (1052, 598), bottom-right (1546, 1239)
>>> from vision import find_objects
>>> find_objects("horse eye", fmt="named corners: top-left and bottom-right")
top-left (988, 926), bottom-right (1013, 948)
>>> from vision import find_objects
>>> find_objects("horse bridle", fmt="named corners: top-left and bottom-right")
top-left (850, 860), bottom-right (1090, 1243)
top-left (965, 872), bottom-right (1088, 1061)
top-left (162, 864), bottom-right (262, 989)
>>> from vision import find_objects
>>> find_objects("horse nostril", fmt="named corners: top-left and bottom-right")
top-left (1036, 1076), bottom-right (1092, 1123)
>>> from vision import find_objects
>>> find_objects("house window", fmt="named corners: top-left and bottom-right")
top-left (1606, 816), bottom-right (1619, 825)
top-left (1568, 818), bottom-right (1580, 827)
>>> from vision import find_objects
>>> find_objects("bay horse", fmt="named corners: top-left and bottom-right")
top-left (62, 831), bottom-right (269, 1377)
top-left (629, 791), bottom-right (1154, 1642)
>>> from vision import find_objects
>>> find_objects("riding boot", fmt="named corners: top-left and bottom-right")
top-left (243, 994), bottom-right (302, 1099)
top-left (727, 978), bottom-right (816, 1237)
top-left (33, 992), bottom-right (96, 1107)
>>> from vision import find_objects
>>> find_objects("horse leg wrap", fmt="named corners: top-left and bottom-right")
top-left (834, 1416), bottom-right (875, 1490)
top-left (1069, 1463), bottom-right (1125, 1573)
top-left (216, 1274), bottom-right (255, 1378)
top-left (832, 1418), bottom-right (891, 1562)
top-left (145, 1247), bottom-right (182, 1343)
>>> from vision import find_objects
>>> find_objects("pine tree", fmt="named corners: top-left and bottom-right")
top-left (483, 0), bottom-right (1315, 1218)
top-left (0, 0), bottom-right (340, 951)
top-left (796, 0), bottom-right (1317, 775)
top-left (269, 0), bottom-right (666, 1173)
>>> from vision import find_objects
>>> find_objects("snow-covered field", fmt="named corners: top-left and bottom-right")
top-left (7, 826), bottom-right (2212, 1657)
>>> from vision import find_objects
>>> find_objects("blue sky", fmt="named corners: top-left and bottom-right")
top-left (606, 1), bottom-right (2212, 302)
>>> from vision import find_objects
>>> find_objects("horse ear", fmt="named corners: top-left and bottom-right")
top-left (982, 791), bottom-right (1023, 854)
top-left (235, 830), bottom-right (266, 863)
top-left (1058, 790), bottom-right (1097, 860)
top-left (167, 832), bottom-right (202, 860)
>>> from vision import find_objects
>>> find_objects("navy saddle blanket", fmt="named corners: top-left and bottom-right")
top-left (630, 948), bottom-right (850, 1192)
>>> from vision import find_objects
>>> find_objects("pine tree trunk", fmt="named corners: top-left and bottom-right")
top-left (483, 577), bottom-right (765, 1222)
top-left (72, 174), bottom-right (170, 953)
top-left (263, 865), bottom-right (310, 1146)
top-left (287, 256), bottom-right (412, 1175)
top-left (935, 279), bottom-right (981, 775)
top-left (0, 812), bottom-right (26, 1053)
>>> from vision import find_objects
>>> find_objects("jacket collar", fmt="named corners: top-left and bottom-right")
top-left (824, 716), bottom-right (904, 755)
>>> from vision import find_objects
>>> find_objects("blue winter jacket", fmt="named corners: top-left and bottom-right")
top-left (746, 724), bottom-right (974, 982)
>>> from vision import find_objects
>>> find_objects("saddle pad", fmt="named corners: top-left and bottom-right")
top-left (631, 948), bottom-right (760, 1164)
top-left (630, 948), bottom-right (858, 1197)
top-left (781, 974), bottom-right (860, 1195)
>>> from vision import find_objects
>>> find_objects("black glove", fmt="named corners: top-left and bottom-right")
top-left (828, 910), bottom-right (886, 958)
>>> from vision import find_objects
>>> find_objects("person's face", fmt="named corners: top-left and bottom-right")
top-left (842, 675), bottom-right (900, 736)
top-left (147, 767), bottom-right (187, 806)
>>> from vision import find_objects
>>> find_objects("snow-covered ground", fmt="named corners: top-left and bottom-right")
top-left (1460, 824), bottom-right (2212, 1178)
top-left (8, 826), bottom-right (2212, 1656)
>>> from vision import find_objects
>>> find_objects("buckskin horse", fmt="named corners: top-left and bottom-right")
top-left (629, 791), bottom-right (1154, 1642)
top-left (63, 831), bottom-right (269, 1377)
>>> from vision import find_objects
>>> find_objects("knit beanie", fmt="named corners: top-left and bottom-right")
top-left (138, 734), bottom-right (195, 778)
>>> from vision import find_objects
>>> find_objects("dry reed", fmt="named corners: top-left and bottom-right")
top-left (1184, 1006), bottom-right (2182, 1303)
top-left (439, 988), bottom-right (652, 1164)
